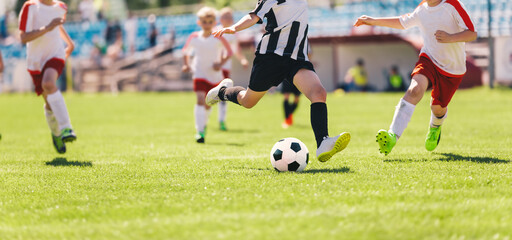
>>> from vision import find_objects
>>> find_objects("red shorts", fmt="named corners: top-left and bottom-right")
top-left (193, 78), bottom-right (220, 93)
top-left (28, 58), bottom-right (65, 96)
top-left (412, 55), bottom-right (463, 108)
top-left (222, 69), bottom-right (230, 79)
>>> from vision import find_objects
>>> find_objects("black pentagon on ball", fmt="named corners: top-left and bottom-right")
top-left (290, 142), bottom-right (301, 153)
top-left (273, 149), bottom-right (283, 161)
top-left (288, 161), bottom-right (301, 171)
top-left (306, 153), bottom-right (309, 164)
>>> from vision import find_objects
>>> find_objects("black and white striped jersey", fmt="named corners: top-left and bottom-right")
top-left (250, 0), bottom-right (310, 61)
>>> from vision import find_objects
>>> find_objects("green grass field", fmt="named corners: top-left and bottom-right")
top-left (1, 88), bottom-right (511, 239)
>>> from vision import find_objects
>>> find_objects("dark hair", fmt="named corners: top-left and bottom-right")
top-left (357, 58), bottom-right (364, 66)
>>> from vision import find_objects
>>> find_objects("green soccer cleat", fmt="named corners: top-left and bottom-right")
top-left (376, 129), bottom-right (397, 156)
top-left (61, 128), bottom-right (77, 143)
top-left (425, 126), bottom-right (442, 151)
top-left (196, 132), bottom-right (205, 143)
top-left (219, 121), bottom-right (227, 131)
top-left (52, 134), bottom-right (66, 154)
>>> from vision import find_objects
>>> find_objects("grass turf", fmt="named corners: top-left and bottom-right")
top-left (0, 88), bottom-right (511, 239)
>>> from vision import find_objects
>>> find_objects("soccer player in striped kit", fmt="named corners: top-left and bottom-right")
top-left (207, 0), bottom-right (351, 163)
top-left (354, 0), bottom-right (477, 155)
top-left (18, 0), bottom-right (76, 154)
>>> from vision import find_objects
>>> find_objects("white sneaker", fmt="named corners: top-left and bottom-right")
top-left (206, 79), bottom-right (234, 106)
top-left (316, 132), bottom-right (351, 162)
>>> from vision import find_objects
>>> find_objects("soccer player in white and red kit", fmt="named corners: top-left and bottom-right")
top-left (216, 7), bottom-right (249, 131)
top-left (19, 0), bottom-right (76, 154)
top-left (182, 7), bottom-right (233, 143)
top-left (354, 0), bottom-right (477, 155)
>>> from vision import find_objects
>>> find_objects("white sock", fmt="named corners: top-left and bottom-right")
top-left (218, 101), bottom-right (227, 122)
top-left (44, 105), bottom-right (60, 136)
top-left (194, 104), bottom-right (206, 133)
top-left (205, 107), bottom-right (211, 126)
top-left (389, 98), bottom-right (416, 138)
top-left (430, 110), bottom-right (447, 128)
top-left (46, 91), bottom-right (72, 131)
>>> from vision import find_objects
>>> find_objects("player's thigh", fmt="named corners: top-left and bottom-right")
top-left (404, 74), bottom-right (429, 104)
top-left (240, 88), bottom-right (267, 109)
top-left (41, 68), bottom-right (59, 93)
top-left (293, 69), bottom-right (326, 103)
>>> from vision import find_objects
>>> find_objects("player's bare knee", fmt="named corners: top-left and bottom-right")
top-left (41, 79), bottom-right (57, 92)
top-left (308, 86), bottom-right (326, 102)
top-left (431, 105), bottom-right (446, 117)
top-left (407, 85), bottom-right (423, 99)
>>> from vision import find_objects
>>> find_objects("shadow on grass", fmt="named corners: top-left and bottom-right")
top-left (384, 158), bottom-right (428, 163)
top-left (207, 142), bottom-right (246, 147)
top-left (225, 129), bottom-right (260, 134)
top-left (301, 167), bottom-right (351, 174)
top-left (45, 158), bottom-right (93, 167)
top-left (436, 153), bottom-right (510, 164)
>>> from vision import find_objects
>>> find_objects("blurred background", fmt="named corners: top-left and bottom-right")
top-left (0, 0), bottom-right (511, 94)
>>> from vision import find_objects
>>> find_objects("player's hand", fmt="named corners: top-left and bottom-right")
top-left (354, 15), bottom-right (375, 27)
top-left (240, 58), bottom-right (249, 68)
top-left (46, 18), bottom-right (65, 31)
top-left (435, 30), bottom-right (453, 43)
top-left (182, 65), bottom-right (190, 73)
top-left (213, 27), bottom-right (236, 38)
top-left (213, 63), bottom-right (223, 71)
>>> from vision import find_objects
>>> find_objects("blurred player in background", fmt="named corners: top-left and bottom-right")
top-left (281, 80), bottom-right (301, 129)
top-left (18, 0), bottom-right (77, 154)
top-left (207, 0), bottom-right (351, 163)
top-left (217, 7), bottom-right (249, 131)
top-left (182, 7), bottom-right (233, 143)
top-left (354, 0), bottom-right (477, 155)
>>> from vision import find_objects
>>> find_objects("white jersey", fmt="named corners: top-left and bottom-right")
top-left (19, 0), bottom-right (67, 73)
top-left (400, 0), bottom-right (475, 77)
top-left (183, 31), bottom-right (233, 83)
top-left (250, 0), bottom-right (310, 61)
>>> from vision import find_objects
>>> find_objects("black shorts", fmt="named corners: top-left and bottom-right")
top-left (249, 53), bottom-right (315, 92)
top-left (281, 80), bottom-right (302, 95)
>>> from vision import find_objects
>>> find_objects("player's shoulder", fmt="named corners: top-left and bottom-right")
top-left (442, 0), bottom-right (467, 11)
top-left (54, 0), bottom-right (68, 11)
top-left (188, 31), bottom-right (200, 39)
top-left (21, 0), bottom-right (37, 9)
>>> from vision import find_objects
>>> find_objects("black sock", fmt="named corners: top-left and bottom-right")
top-left (284, 100), bottom-right (291, 119)
top-left (311, 102), bottom-right (329, 148)
top-left (290, 102), bottom-right (298, 114)
top-left (219, 86), bottom-right (245, 105)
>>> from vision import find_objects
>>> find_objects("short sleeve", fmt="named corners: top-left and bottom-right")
top-left (249, 0), bottom-right (278, 24)
top-left (182, 32), bottom-right (197, 56)
top-left (447, 0), bottom-right (476, 32)
top-left (18, 2), bottom-right (34, 32)
top-left (399, 7), bottom-right (421, 29)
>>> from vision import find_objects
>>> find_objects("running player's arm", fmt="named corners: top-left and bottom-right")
top-left (213, 0), bottom-right (277, 37)
top-left (213, 36), bottom-right (234, 71)
top-left (354, 16), bottom-right (404, 30)
top-left (435, 29), bottom-right (477, 43)
top-left (182, 33), bottom-right (196, 73)
top-left (59, 26), bottom-right (75, 59)
top-left (0, 50), bottom-right (4, 73)
top-left (436, 1), bottom-right (477, 43)
top-left (234, 38), bottom-right (249, 68)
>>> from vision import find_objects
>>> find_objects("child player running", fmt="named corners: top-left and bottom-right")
top-left (19, 0), bottom-right (77, 153)
top-left (208, 0), bottom-right (351, 162)
top-left (354, 0), bottom-right (477, 155)
top-left (217, 7), bottom-right (249, 131)
top-left (182, 7), bottom-right (233, 143)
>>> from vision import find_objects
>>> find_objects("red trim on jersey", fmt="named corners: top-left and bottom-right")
top-left (183, 32), bottom-right (199, 52)
top-left (446, 0), bottom-right (475, 32)
top-left (216, 36), bottom-right (233, 57)
top-left (56, 1), bottom-right (68, 11)
top-left (19, 2), bottom-right (35, 31)
top-left (420, 53), bottom-right (465, 78)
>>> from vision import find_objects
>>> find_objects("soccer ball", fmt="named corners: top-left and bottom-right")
top-left (270, 138), bottom-right (309, 172)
